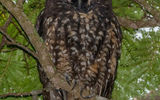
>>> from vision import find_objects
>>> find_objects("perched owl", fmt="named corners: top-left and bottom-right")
top-left (36, 0), bottom-right (122, 99)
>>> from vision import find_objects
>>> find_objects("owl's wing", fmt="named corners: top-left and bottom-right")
top-left (100, 15), bottom-right (122, 98)
top-left (36, 9), bottom-right (70, 100)
top-left (35, 9), bottom-right (45, 37)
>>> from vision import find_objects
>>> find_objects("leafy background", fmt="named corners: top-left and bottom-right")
top-left (0, 0), bottom-right (160, 100)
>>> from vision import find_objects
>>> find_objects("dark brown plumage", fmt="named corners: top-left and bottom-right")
top-left (36, 0), bottom-right (122, 99)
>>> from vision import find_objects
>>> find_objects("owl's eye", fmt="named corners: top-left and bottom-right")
top-left (67, 0), bottom-right (88, 4)
top-left (71, 0), bottom-right (77, 3)
top-left (66, 0), bottom-right (91, 10)
top-left (82, 0), bottom-right (88, 3)
top-left (66, 0), bottom-right (76, 3)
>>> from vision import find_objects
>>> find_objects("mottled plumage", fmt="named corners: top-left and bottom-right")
top-left (36, 0), bottom-right (122, 99)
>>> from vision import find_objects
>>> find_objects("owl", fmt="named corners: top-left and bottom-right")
top-left (36, 0), bottom-right (122, 100)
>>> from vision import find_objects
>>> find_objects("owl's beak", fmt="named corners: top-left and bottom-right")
top-left (78, 0), bottom-right (91, 9)
top-left (78, 0), bottom-right (81, 9)
top-left (87, 0), bottom-right (91, 6)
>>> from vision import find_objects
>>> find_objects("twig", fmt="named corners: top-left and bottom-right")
top-left (0, 15), bottom-right (12, 51)
top-left (133, 0), bottom-right (160, 23)
top-left (0, 27), bottom-right (14, 42)
top-left (23, 52), bottom-right (30, 75)
top-left (3, 15), bottom-right (12, 28)
top-left (0, 48), bottom-right (17, 53)
top-left (11, 20), bottom-right (28, 40)
top-left (6, 41), bottom-right (38, 60)
top-left (0, 27), bottom-right (38, 60)
top-left (0, 90), bottom-right (42, 99)
top-left (0, 51), bottom-right (13, 85)
top-left (117, 0), bottom-right (160, 29)
top-left (0, 36), bottom-right (6, 51)
top-left (118, 17), bottom-right (160, 29)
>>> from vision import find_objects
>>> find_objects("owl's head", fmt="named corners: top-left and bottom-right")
top-left (45, 0), bottom-right (112, 13)
top-left (66, 0), bottom-right (94, 10)
top-left (66, 0), bottom-right (112, 11)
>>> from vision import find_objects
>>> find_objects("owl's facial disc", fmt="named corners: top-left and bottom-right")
top-left (80, 0), bottom-right (91, 8)
top-left (67, 0), bottom-right (91, 10)
top-left (77, 0), bottom-right (82, 9)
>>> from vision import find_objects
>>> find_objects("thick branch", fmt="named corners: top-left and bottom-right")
top-left (17, 0), bottom-right (25, 7)
top-left (118, 17), bottom-right (160, 29)
top-left (0, 0), bottom-right (72, 92)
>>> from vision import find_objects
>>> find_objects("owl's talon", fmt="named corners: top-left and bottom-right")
top-left (71, 80), bottom-right (77, 90)
top-left (62, 90), bottom-right (68, 100)
top-left (65, 73), bottom-right (71, 86)
top-left (80, 86), bottom-right (95, 99)
top-left (65, 73), bottom-right (77, 90)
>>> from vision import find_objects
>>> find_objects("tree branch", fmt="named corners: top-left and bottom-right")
top-left (3, 15), bottom-right (12, 28)
top-left (11, 20), bottom-right (28, 40)
top-left (118, 17), bottom-right (160, 29)
top-left (17, 0), bottom-right (25, 9)
top-left (0, 36), bottom-right (6, 51)
top-left (116, 0), bottom-right (160, 29)
top-left (0, 0), bottom-right (73, 93)
top-left (0, 26), bottom-right (38, 59)
top-left (133, 0), bottom-right (160, 23)
top-left (0, 90), bottom-right (42, 99)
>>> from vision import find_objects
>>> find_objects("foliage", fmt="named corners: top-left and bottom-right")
top-left (112, 28), bottom-right (160, 100)
top-left (0, 0), bottom-right (160, 100)
top-left (0, 1), bottom-right (43, 99)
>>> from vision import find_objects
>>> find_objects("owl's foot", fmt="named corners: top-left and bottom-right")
top-left (64, 73), bottom-right (77, 90)
top-left (71, 80), bottom-right (77, 90)
top-left (80, 86), bottom-right (95, 99)
top-left (61, 89), bottom-right (68, 100)
top-left (65, 73), bottom-right (71, 86)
